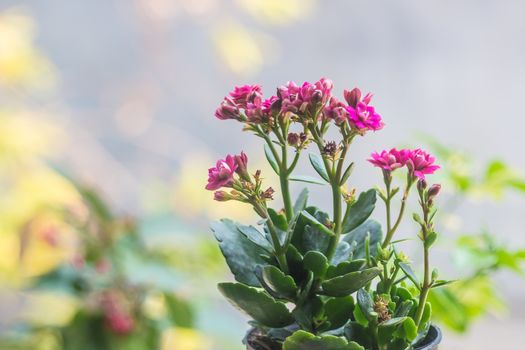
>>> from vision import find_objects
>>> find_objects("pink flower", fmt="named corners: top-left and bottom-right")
top-left (323, 96), bottom-right (348, 124)
top-left (278, 78), bottom-right (333, 116)
top-left (215, 97), bottom-right (241, 121)
top-left (346, 88), bottom-right (383, 133)
top-left (229, 84), bottom-right (262, 108)
top-left (245, 96), bottom-right (278, 123)
top-left (406, 149), bottom-right (440, 179)
top-left (368, 148), bottom-right (411, 171)
top-left (205, 154), bottom-right (238, 190)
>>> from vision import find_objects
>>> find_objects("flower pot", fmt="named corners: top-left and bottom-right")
top-left (246, 324), bottom-right (442, 350)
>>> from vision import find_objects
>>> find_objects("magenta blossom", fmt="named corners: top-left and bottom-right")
top-left (278, 78), bottom-right (333, 116)
top-left (323, 96), bottom-right (348, 124)
top-left (346, 88), bottom-right (383, 133)
top-left (406, 149), bottom-right (440, 179)
top-left (368, 148), bottom-right (411, 171)
top-left (205, 154), bottom-right (239, 190)
top-left (229, 84), bottom-right (262, 108)
top-left (215, 97), bottom-right (241, 121)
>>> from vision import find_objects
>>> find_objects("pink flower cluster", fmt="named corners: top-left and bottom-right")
top-left (101, 291), bottom-right (135, 335)
top-left (368, 148), bottom-right (439, 179)
top-left (205, 153), bottom-right (246, 190)
top-left (214, 78), bottom-right (384, 134)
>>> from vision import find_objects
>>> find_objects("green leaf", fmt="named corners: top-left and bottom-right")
top-left (343, 220), bottom-right (383, 259)
top-left (283, 330), bottom-right (364, 350)
top-left (259, 265), bottom-right (298, 297)
top-left (342, 189), bottom-right (377, 234)
top-left (326, 260), bottom-right (366, 279)
top-left (211, 219), bottom-right (268, 286)
top-left (303, 251), bottom-right (328, 279)
top-left (309, 153), bottom-right (330, 182)
top-left (237, 224), bottom-right (273, 252)
top-left (394, 317), bottom-right (418, 341)
top-left (340, 162), bottom-right (355, 186)
top-left (218, 282), bottom-right (294, 328)
top-left (398, 262), bottom-right (420, 290)
top-left (324, 296), bottom-right (355, 330)
top-left (290, 175), bottom-right (327, 185)
top-left (164, 294), bottom-right (194, 328)
top-left (292, 296), bottom-right (323, 331)
top-left (356, 289), bottom-right (377, 323)
top-left (293, 188), bottom-right (309, 215)
top-left (268, 208), bottom-right (288, 231)
top-left (332, 241), bottom-right (353, 265)
top-left (322, 267), bottom-right (381, 297)
top-left (264, 143), bottom-right (280, 175)
top-left (431, 279), bottom-right (457, 289)
top-left (425, 231), bottom-right (438, 248)
top-left (291, 209), bottom-right (334, 255)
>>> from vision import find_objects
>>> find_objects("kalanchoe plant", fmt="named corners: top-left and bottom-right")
top-left (208, 78), bottom-right (447, 350)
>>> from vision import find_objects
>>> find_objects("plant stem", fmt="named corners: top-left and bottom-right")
top-left (266, 217), bottom-right (289, 274)
top-left (382, 182), bottom-right (412, 248)
top-left (279, 144), bottom-right (294, 222)
top-left (415, 245), bottom-right (430, 326)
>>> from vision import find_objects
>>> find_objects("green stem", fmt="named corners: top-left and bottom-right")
top-left (266, 217), bottom-right (289, 274)
top-left (414, 246), bottom-right (430, 326)
top-left (382, 183), bottom-right (412, 248)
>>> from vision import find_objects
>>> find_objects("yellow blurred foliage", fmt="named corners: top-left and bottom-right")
top-left (236, 0), bottom-right (315, 25)
top-left (162, 327), bottom-right (212, 350)
top-left (212, 21), bottom-right (270, 77)
top-left (0, 8), bottom-right (55, 88)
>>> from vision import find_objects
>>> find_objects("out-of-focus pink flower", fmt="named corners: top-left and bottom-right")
top-left (406, 149), bottom-right (440, 179)
top-left (205, 154), bottom-right (238, 190)
top-left (323, 96), bottom-right (348, 124)
top-left (368, 148), bottom-right (411, 171)
top-left (101, 292), bottom-right (135, 335)
top-left (215, 97), bottom-right (241, 121)
top-left (229, 84), bottom-right (262, 108)
top-left (346, 90), bottom-right (383, 132)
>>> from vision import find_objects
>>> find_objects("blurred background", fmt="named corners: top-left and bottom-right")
top-left (0, 1), bottom-right (524, 349)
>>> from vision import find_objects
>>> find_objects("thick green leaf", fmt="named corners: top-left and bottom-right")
top-left (218, 282), bottom-right (294, 328)
top-left (398, 262), bottom-right (420, 290)
top-left (212, 219), bottom-right (268, 286)
top-left (303, 251), bottom-right (328, 279)
top-left (293, 188), bottom-right (309, 215)
top-left (309, 153), bottom-right (330, 182)
top-left (268, 208), bottom-right (288, 231)
top-left (237, 224), bottom-right (273, 252)
top-left (283, 330), bottom-right (364, 350)
top-left (332, 241), bottom-right (353, 265)
top-left (290, 175), bottom-right (327, 185)
top-left (322, 267), bottom-right (381, 297)
top-left (324, 296), bottom-right (355, 330)
top-left (291, 209), bottom-right (334, 255)
top-left (326, 260), bottom-right (366, 279)
top-left (344, 322), bottom-right (372, 349)
top-left (259, 265), bottom-right (298, 297)
top-left (264, 143), bottom-right (280, 175)
top-left (342, 189), bottom-right (377, 234)
top-left (343, 220), bottom-right (383, 259)
top-left (292, 296), bottom-right (323, 331)
top-left (356, 289), bottom-right (378, 323)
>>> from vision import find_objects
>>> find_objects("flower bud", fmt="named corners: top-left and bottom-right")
top-left (428, 184), bottom-right (441, 198)
top-left (262, 187), bottom-right (275, 200)
top-left (343, 88), bottom-right (361, 108)
top-left (214, 191), bottom-right (233, 202)
top-left (417, 178), bottom-right (427, 191)
top-left (310, 90), bottom-right (323, 105)
top-left (235, 152), bottom-right (251, 181)
top-left (287, 132), bottom-right (300, 146)
top-left (215, 97), bottom-right (240, 120)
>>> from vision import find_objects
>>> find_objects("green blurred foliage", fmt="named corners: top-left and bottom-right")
top-left (423, 137), bottom-right (525, 332)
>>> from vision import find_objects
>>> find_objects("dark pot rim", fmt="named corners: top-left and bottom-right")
top-left (246, 324), bottom-right (442, 350)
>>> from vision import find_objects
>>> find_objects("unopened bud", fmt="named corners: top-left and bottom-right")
top-left (311, 90), bottom-right (323, 105)
top-left (235, 152), bottom-right (251, 182)
top-left (343, 88), bottom-right (361, 108)
top-left (287, 132), bottom-right (300, 146)
top-left (262, 187), bottom-right (275, 200)
top-left (428, 184), bottom-right (441, 198)
top-left (323, 141), bottom-right (338, 158)
top-left (214, 191), bottom-right (233, 202)
top-left (417, 178), bottom-right (428, 191)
